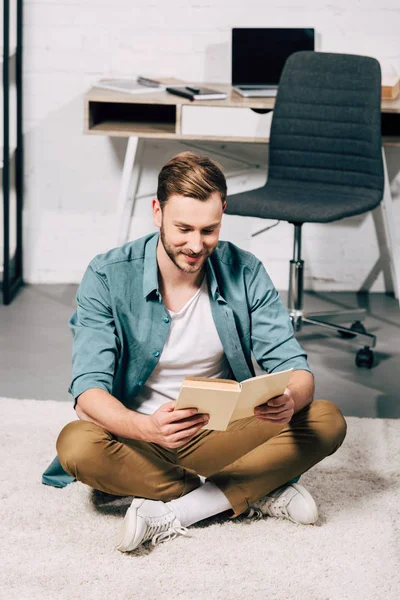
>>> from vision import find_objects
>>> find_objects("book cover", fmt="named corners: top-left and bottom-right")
top-left (174, 368), bottom-right (293, 431)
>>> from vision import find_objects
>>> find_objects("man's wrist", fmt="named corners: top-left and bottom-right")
top-left (129, 410), bottom-right (150, 442)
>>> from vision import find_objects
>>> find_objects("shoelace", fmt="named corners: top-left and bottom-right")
top-left (141, 513), bottom-right (190, 547)
top-left (152, 523), bottom-right (190, 546)
top-left (263, 487), bottom-right (297, 518)
top-left (251, 485), bottom-right (296, 519)
top-left (266, 498), bottom-right (289, 518)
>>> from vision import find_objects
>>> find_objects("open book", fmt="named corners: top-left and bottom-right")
top-left (174, 368), bottom-right (293, 431)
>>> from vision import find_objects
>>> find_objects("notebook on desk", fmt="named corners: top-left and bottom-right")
top-left (166, 85), bottom-right (227, 101)
top-left (232, 28), bottom-right (315, 98)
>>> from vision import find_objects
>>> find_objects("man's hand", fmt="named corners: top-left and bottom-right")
top-left (139, 401), bottom-right (210, 449)
top-left (253, 387), bottom-right (295, 424)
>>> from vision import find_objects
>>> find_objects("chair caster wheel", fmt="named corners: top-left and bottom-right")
top-left (289, 315), bottom-right (302, 332)
top-left (355, 347), bottom-right (374, 369)
top-left (339, 321), bottom-right (366, 339)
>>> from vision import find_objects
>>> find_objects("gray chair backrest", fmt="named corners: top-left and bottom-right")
top-left (269, 51), bottom-right (384, 193)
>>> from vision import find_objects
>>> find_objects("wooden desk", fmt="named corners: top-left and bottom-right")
top-left (83, 83), bottom-right (400, 301)
top-left (84, 82), bottom-right (400, 146)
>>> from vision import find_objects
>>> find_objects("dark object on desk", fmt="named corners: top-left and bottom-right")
top-left (166, 86), bottom-right (227, 101)
top-left (232, 27), bottom-right (315, 97)
top-left (226, 51), bottom-right (385, 369)
top-left (137, 75), bottom-right (163, 87)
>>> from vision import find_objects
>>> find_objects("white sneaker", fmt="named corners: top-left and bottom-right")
top-left (242, 507), bottom-right (263, 521)
top-left (116, 498), bottom-right (190, 552)
top-left (251, 483), bottom-right (318, 525)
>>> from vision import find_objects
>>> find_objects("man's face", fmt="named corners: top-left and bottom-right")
top-left (153, 192), bottom-right (225, 274)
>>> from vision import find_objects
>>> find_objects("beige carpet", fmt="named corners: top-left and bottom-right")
top-left (1, 397), bottom-right (399, 600)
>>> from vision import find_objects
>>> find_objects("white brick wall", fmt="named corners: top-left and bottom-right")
top-left (15, 0), bottom-right (400, 290)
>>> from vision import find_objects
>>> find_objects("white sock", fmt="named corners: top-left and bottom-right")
top-left (166, 480), bottom-right (233, 527)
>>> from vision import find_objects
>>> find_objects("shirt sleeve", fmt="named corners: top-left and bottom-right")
top-left (68, 261), bottom-right (121, 406)
top-left (246, 259), bottom-right (313, 375)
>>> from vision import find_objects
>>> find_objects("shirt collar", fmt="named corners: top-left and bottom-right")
top-left (206, 256), bottom-right (220, 301)
top-left (142, 232), bottom-right (161, 299)
top-left (142, 232), bottom-right (223, 302)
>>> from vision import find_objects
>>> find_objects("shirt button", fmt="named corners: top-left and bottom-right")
top-left (163, 317), bottom-right (169, 323)
top-left (153, 350), bottom-right (160, 357)
top-left (138, 380), bottom-right (143, 386)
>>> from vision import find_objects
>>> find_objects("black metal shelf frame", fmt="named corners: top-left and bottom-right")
top-left (2, 0), bottom-right (23, 304)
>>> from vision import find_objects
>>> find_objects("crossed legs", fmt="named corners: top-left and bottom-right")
top-left (57, 399), bottom-right (347, 518)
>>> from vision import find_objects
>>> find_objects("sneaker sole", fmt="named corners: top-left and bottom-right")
top-left (115, 499), bottom-right (145, 552)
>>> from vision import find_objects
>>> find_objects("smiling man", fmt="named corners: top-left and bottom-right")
top-left (56, 152), bottom-right (347, 553)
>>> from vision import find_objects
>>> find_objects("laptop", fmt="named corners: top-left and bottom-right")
top-left (232, 28), bottom-right (315, 97)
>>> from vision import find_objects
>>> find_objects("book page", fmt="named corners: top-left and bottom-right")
top-left (229, 368), bottom-right (293, 422)
top-left (182, 377), bottom-right (240, 391)
top-left (174, 385), bottom-right (241, 431)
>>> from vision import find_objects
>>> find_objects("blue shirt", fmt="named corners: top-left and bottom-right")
top-left (42, 231), bottom-right (311, 488)
top-left (69, 231), bottom-right (312, 406)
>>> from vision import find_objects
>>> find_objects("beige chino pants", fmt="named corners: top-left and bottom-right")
top-left (57, 399), bottom-right (347, 518)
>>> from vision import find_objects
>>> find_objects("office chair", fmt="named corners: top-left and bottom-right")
top-left (225, 51), bottom-right (385, 369)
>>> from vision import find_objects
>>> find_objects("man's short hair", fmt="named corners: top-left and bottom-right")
top-left (157, 152), bottom-right (227, 209)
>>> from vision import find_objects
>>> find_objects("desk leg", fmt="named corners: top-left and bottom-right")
top-left (115, 136), bottom-right (144, 245)
top-left (359, 150), bottom-right (400, 305)
top-left (379, 148), bottom-right (400, 303)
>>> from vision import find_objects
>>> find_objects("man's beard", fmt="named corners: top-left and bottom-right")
top-left (159, 222), bottom-right (211, 273)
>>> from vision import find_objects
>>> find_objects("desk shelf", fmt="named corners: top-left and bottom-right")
top-left (87, 100), bottom-right (177, 137)
top-left (89, 119), bottom-right (177, 138)
top-left (381, 112), bottom-right (400, 146)
top-left (382, 136), bottom-right (400, 147)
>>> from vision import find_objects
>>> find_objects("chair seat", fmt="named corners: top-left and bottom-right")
top-left (225, 179), bottom-right (383, 224)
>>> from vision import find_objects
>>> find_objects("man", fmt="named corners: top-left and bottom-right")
top-left (56, 152), bottom-right (347, 553)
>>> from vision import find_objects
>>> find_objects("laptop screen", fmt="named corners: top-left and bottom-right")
top-left (232, 28), bottom-right (315, 86)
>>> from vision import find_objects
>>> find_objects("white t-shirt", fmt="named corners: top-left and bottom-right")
top-left (133, 275), bottom-right (232, 415)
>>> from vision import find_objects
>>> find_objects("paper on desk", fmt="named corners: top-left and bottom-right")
top-left (94, 78), bottom-right (166, 94)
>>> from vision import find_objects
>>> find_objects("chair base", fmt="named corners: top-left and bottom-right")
top-left (288, 309), bottom-right (376, 369)
top-left (287, 224), bottom-right (377, 368)
top-left (289, 308), bottom-right (376, 348)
